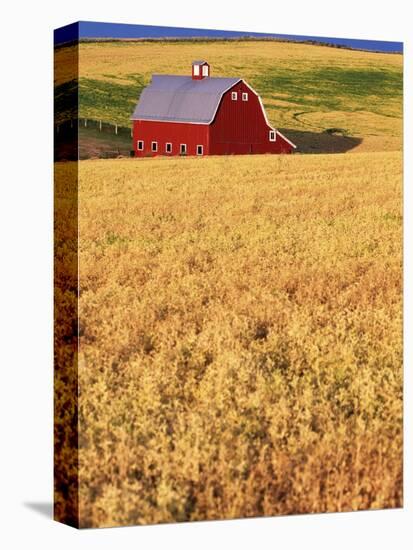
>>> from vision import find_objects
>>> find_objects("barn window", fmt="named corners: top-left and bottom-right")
top-left (180, 143), bottom-right (187, 155)
top-left (196, 145), bottom-right (204, 156)
top-left (137, 140), bottom-right (144, 151)
top-left (193, 64), bottom-right (200, 76)
top-left (269, 130), bottom-right (276, 142)
top-left (151, 141), bottom-right (158, 152)
top-left (202, 64), bottom-right (209, 77)
top-left (165, 142), bottom-right (172, 153)
top-left (231, 91), bottom-right (238, 101)
top-left (242, 92), bottom-right (248, 101)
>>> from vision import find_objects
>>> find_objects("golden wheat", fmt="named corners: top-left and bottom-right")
top-left (53, 151), bottom-right (404, 527)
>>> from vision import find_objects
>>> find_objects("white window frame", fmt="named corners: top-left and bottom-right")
top-left (165, 142), bottom-right (172, 153)
top-left (193, 64), bottom-right (200, 76)
top-left (231, 91), bottom-right (238, 101)
top-left (269, 130), bottom-right (276, 142)
top-left (242, 92), bottom-right (248, 101)
top-left (202, 64), bottom-right (209, 77)
top-left (151, 141), bottom-right (158, 152)
top-left (137, 140), bottom-right (144, 151)
top-left (180, 143), bottom-right (187, 155)
top-left (196, 145), bottom-right (204, 156)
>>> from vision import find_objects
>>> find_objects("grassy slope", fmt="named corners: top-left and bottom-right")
top-left (69, 152), bottom-right (402, 526)
top-left (54, 39), bottom-right (404, 153)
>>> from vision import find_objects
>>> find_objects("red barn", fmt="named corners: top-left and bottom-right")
top-left (131, 61), bottom-right (296, 157)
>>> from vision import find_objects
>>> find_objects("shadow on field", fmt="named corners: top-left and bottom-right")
top-left (78, 126), bottom-right (132, 159)
top-left (55, 121), bottom-right (363, 160)
top-left (280, 128), bottom-right (362, 154)
top-left (54, 120), bottom-right (132, 161)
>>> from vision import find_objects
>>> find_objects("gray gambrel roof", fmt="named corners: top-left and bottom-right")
top-left (131, 75), bottom-right (241, 124)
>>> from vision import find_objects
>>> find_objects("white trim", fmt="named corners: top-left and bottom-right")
top-left (193, 64), bottom-right (200, 76)
top-left (242, 92), bottom-right (248, 101)
top-left (132, 118), bottom-right (210, 125)
top-left (202, 65), bottom-right (209, 77)
top-left (151, 141), bottom-right (158, 152)
top-left (196, 145), bottom-right (204, 156)
top-left (165, 142), bottom-right (172, 153)
top-left (231, 91), bottom-right (238, 101)
top-left (180, 143), bottom-right (187, 155)
top-left (137, 140), bottom-right (144, 151)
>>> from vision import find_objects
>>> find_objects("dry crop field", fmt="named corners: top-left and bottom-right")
top-left (61, 151), bottom-right (403, 527)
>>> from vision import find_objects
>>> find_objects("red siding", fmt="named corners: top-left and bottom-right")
top-left (133, 120), bottom-right (209, 157)
top-left (132, 80), bottom-right (294, 157)
top-left (209, 81), bottom-right (293, 155)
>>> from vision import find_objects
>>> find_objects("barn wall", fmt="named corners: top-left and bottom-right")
top-left (132, 79), bottom-right (295, 157)
top-left (209, 81), bottom-right (294, 155)
top-left (133, 120), bottom-right (209, 157)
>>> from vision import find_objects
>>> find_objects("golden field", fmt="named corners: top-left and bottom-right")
top-left (56, 151), bottom-right (403, 527)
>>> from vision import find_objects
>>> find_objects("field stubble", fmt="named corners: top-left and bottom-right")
top-left (62, 151), bottom-right (403, 526)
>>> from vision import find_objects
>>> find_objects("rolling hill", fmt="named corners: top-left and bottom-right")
top-left (54, 39), bottom-right (403, 154)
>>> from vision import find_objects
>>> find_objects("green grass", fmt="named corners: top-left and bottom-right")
top-left (55, 75), bottom-right (145, 125)
top-left (253, 67), bottom-right (403, 114)
top-left (79, 76), bottom-right (145, 125)
top-left (77, 58), bottom-right (402, 128)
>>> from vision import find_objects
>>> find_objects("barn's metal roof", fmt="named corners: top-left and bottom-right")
top-left (131, 75), bottom-right (240, 124)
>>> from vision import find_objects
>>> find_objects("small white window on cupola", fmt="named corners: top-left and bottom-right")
top-left (192, 61), bottom-right (209, 80)
top-left (242, 92), bottom-right (248, 101)
top-left (269, 130), bottom-right (276, 142)
top-left (231, 91), bottom-right (238, 101)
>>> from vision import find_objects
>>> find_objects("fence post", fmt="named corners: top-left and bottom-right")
top-left (70, 119), bottom-right (73, 128)
top-left (99, 120), bottom-right (102, 132)
top-left (85, 118), bottom-right (87, 128)
top-left (131, 127), bottom-right (133, 137)
top-left (115, 124), bottom-right (118, 135)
